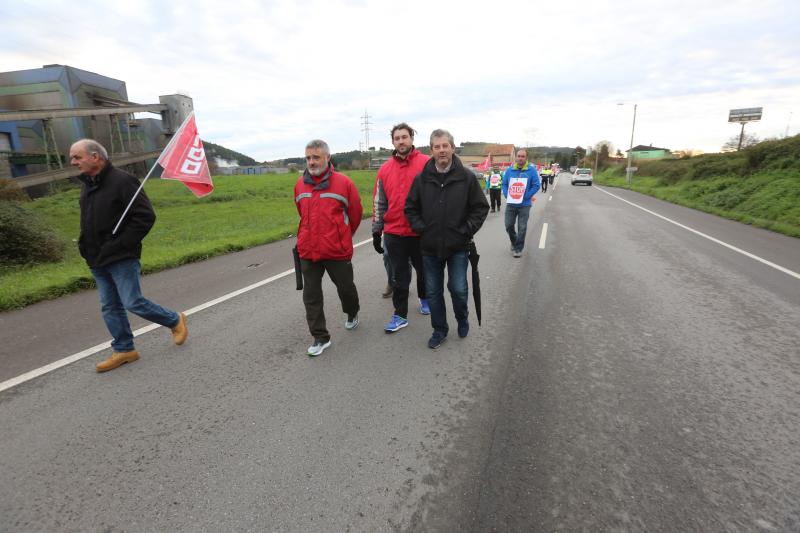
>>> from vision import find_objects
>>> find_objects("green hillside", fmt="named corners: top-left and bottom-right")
top-left (204, 141), bottom-right (259, 166)
top-left (595, 135), bottom-right (800, 237)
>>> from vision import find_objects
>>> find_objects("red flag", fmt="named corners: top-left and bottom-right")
top-left (157, 112), bottom-right (214, 197)
top-left (475, 154), bottom-right (492, 172)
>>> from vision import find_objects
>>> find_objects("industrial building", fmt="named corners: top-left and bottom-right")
top-left (0, 64), bottom-right (193, 189)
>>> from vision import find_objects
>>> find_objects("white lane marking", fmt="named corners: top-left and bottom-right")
top-left (0, 237), bottom-right (374, 393)
top-left (539, 223), bottom-right (549, 249)
top-left (549, 195), bottom-right (552, 201)
top-left (595, 186), bottom-right (800, 280)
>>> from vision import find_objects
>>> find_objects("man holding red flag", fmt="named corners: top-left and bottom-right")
top-left (70, 139), bottom-right (188, 372)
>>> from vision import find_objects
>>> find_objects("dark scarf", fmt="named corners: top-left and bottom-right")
top-left (302, 163), bottom-right (333, 190)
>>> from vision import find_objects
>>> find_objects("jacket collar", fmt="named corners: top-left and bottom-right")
top-left (78, 161), bottom-right (112, 189)
top-left (392, 147), bottom-right (419, 165)
top-left (422, 154), bottom-right (465, 182)
top-left (302, 163), bottom-right (333, 190)
top-left (512, 161), bottom-right (530, 171)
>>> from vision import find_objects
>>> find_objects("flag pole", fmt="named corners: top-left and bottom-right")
top-left (112, 161), bottom-right (160, 235)
top-left (111, 112), bottom-right (194, 235)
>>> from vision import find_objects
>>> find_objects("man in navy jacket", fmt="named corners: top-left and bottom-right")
top-left (405, 129), bottom-right (489, 349)
top-left (71, 139), bottom-right (187, 373)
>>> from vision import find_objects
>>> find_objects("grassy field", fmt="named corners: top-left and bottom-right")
top-left (595, 169), bottom-right (800, 237)
top-left (594, 135), bottom-right (800, 238)
top-left (0, 170), bottom-right (377, 311)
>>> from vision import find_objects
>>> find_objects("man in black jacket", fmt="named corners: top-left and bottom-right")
top-left (70, 139), bottom-right (187, 372)
top-left (405, 129), bottom-right (489, 349)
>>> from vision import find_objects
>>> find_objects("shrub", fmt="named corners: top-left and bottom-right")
top-left (0, 178), bottom-right (29, 202)
top-left (745, 134), bottom-right (800, 172)
top-left (0, 201), bottom-right (66, 265)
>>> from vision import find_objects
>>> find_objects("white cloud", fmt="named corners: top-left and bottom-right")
top-left (2, 0), bottom-right (799, 160)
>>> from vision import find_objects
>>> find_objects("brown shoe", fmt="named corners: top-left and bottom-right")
top-left (171, 312), bottom-right (188, 345)
top-left (381, 284), bottom-right (393, 298)
top-left (96, 350), bottom-right (139, 373)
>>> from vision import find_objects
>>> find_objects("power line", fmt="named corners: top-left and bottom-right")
top-left (361, 110), bottom-right (372, 151)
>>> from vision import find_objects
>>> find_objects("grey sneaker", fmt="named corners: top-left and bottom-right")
top-left (513, 250), bottom-right (522, 258)
top-left (345, 313), bottom-right (359, 330)
top-left (307, 340), bottom-right (332, 357)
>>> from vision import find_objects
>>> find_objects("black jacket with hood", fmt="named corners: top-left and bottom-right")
top-left (78, 162), bottom-right (156, 268)
top-left (405, 155), bottom-right (489, 259)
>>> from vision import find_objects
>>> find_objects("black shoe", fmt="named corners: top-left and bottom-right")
top-left (457, 321), bottom-right (469, 338)
top-left (427, 331), bottom-right (447, 349)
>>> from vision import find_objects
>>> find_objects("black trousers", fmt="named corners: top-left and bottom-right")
top-left (384, 233), bottom-right (425, 318)
top-left (489, 189), bottom-right (502, 210)
top-left (300, 259), bottom-right (360, 342)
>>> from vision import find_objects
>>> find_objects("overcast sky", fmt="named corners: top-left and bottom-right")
top-left (3, 0), bottom-right (799, 161)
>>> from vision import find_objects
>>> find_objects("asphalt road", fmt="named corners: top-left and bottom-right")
top-left (1, 175), bottom-right (799, 531)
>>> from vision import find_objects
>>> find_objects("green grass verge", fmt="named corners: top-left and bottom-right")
top-left (0, 171), bottom-right (377, 312)
top-left (594, 168), bottom-right (800, 238)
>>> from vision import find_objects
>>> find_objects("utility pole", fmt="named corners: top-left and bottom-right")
top-left (624, 104), bottom-right (637, 186)
top-left (361, 110), bottom-right (372, 152)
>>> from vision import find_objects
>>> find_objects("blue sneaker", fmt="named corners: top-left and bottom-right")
top-left (384, 314), bottom-right (408, 333)
top-left (419, 298), bottom-right (430, 315)
top-left (457, 321), bottom-right (469, 338)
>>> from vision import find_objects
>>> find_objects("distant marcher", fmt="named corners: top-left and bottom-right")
top-left (294, 139), bottom-right (363, 356)
top-left (372, 123), bottom-right (431, 333)
top-left (502, 149), bottom-right (541, 258)
top-left (70, 139), bottom-right (187, 373)
top-left (540, 168), bottom-right (550, 192)
top-left (405, 129), bottom-right (489, 349)
top-left (485, 167), bottom-right (503, 212)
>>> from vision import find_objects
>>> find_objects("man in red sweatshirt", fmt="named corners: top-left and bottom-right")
top-left (372, 123), bottom-right (431, 333)
top-left (294, 139), bottom-right (363, 356)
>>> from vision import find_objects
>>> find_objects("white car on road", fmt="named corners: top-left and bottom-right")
top-left (571, 168), bottom-right (593, 186)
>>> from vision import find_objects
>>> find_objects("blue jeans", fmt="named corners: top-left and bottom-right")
top-left (505, 204), bottom-right (532, 252)
top-left (91, 258), bottom-right (179, 352)
top-left (422, 251), bottom-right (469, 336)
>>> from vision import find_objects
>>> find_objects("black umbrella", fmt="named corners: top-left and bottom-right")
top-left (467, 240), bottom-right (482, 326)
top-left (292, 246), bottom-right (303, 290)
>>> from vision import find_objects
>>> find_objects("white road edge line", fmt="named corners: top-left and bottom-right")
top-left (0, 237), bottom-right (374, 393)
top-left (539, 223), bottom-right (549, 249)
top-left (595, 186), bottom-right (800, 280)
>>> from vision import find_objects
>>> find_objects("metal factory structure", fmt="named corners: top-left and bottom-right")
top-left (0, 64), bottom-right (193, 190)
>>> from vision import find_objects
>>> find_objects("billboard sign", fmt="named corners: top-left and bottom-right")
top-left (728, 107), bottom-right (763, 123)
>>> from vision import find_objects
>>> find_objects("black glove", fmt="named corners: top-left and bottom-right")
top-left (373, 233), bottom-right (384, 254)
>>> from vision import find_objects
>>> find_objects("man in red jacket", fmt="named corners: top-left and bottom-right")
top-left (372, 123), bottom-right (430, 333)
top-left (294, 139), bottom-right (363, 356)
